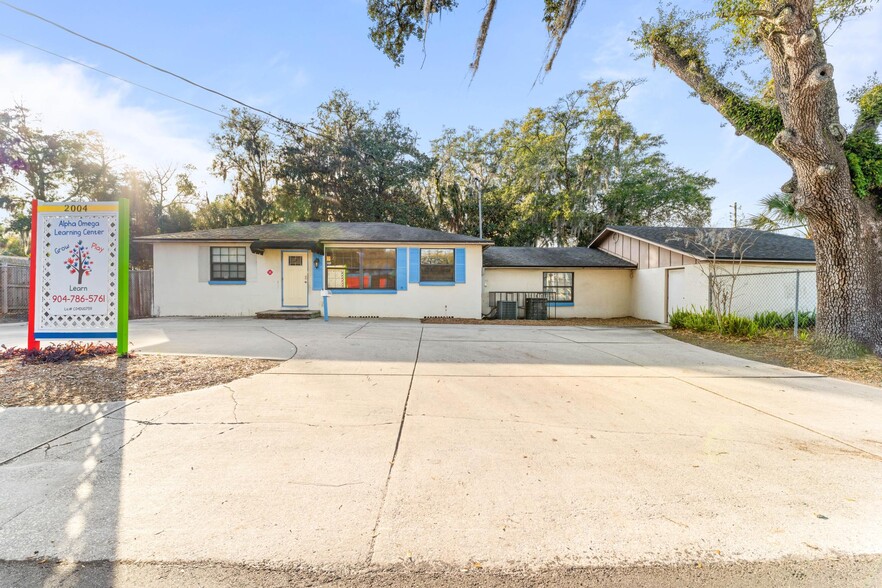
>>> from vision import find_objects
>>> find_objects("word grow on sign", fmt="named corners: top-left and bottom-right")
top-left (27, 199), bottom-right (131, 356)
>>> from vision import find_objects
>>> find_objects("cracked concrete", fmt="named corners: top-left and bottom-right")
top-left (0, 319), bottom-right (881, 579)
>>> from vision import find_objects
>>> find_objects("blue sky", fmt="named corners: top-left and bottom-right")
top-left (1, 0), bottom-right (880, 225)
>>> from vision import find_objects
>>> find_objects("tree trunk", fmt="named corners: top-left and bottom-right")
top-left (761, 2), bottom-right (882, 353)
top-left (644, 0), bottom-right (882, 353)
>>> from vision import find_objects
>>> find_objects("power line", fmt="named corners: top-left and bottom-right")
top-left (0, 32), bottom-right (225, 120)
top-left (0, 31), bottom-right (292, 141)
top-left (0, 0), bottom-right (321, 139)
top-left (0, 1), bottom-right (379, 160)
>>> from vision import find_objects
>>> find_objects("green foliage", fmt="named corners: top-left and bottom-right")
top-left (210, 109), bottom-right (279, 225)
top-left (844, 131), bottom-right (882, 211)
top-left (670, 308), bottom-right (758, 337)
top-left (753, 310), bottom-right (789, 329)
top-left (277, 90), bottom-right (436, 228)
top-left (748, 192), bottom-right (808, 236)
top-left (856, 83), bottom-right (882, 122)
top-left (635, 6), bottom-right (709, 65)
top-left (669, 307), bottom-right (717, 331)
top-left (0, 233), bottom-right (26, 257)
top-left (753, 310), bottom-right (816, 330)
top-left (719, 95), bottom-right (783, 147)
top-left (672, 308), bottom-right (818, 338)
top-left (366, 0), bottom-right (457, 66)
top-left (713, 0), bottom-right (877, 52)
top-left (430, 80), bottom-right (714, 245)
top-left (726, 314), bottom-right (759, 337)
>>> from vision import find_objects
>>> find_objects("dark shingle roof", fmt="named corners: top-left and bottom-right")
top-left (593, 226), bottom-right (816, 262)
top-left (135, 222), bottom-right (491, 245)
top-left (483, 247), bottom-right (636, 268)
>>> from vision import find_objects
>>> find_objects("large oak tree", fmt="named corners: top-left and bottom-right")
top-left (366, 0), bottom-right (882, 354)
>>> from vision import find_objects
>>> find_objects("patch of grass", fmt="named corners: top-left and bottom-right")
top-left (661, 329), bottom-right (882, 388)
top-left (812, 336), bottom-right (870, 360)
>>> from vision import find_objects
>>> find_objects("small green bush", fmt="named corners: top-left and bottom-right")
top-left (723, 314), bottom-right (759, 338)
top-left (670, 307), bottom-right (717, 331)
top-left (754, 311), bottom-right (788, 329)
top-left (754, 310), bottom-right (816, 330)
top-left (670, 308), bottom-right (759, 338)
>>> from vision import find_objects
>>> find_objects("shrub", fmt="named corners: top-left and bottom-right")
top-left (670, 307), bottom-right (717, 331)
top-left (670, 308), bottom-right (759, 338)
top-left (754, 310), bottom-right (816, 331)
top-left (723, 314), bottom-right (759, 338)
top-left (754, 311), bottom-right (788, 329)
top-left (0, 342), bottom-right (120, 363)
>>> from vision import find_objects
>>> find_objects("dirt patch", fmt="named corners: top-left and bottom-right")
top-left (4, 556), bottom-right (882, 588)
top-left (422, 316), bottom-right (659, 327)
top-left (0, 354), bottom-right (276, 407)
top-left (662, 329), bottom-right (882, 388)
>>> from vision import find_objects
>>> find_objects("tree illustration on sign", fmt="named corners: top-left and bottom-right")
top-left (65, 240), bottom-right (92, 285)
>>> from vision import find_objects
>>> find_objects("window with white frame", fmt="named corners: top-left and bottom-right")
top-left (210, 247), bottom-right (246, 281)
top-left (543, 272), bottom-right (573, 302)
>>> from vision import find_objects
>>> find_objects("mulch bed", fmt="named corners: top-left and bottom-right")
top-left (421, 316), bottom-right (659, 327)
top-left (662, 329), bottom-right (882, 388)
top-left (0, 354), bottom-right (276, 407)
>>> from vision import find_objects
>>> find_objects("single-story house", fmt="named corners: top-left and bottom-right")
top-left (136, 222), bottom-right (490, 319)
top-left (138, 222), bottom-right (816, 323)
top-left (590, 226), bottom-right (817, 323)
top-left (481, 247), bottom-right (636, 318)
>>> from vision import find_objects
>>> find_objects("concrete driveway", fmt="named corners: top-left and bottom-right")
top-left (0, 318), bottom-right (298, 360)
top-left (1, 319), bottom-right (881, 584)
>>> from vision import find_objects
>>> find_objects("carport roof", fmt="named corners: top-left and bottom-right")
top-left (135, 222), bottom-right (493, 249)
top-left (483, 247), bottom-right (636, 268)
top-left (591, 226), bottom-right (816, 262)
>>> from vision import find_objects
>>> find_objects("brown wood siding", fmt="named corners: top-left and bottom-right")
top-left (594, 230), bottom-right (702, 268)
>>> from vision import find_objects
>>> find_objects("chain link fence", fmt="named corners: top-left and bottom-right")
top-left (709, 270), bottom-right (817, 336)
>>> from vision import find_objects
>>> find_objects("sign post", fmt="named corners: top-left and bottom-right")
top-left (117, 199), bottom-right (130, 356)
top-left (28, 199), bottom-right (129, 353)
top-left (26, 199), bottom-right (40, 351)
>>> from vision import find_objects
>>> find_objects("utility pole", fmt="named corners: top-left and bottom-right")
top-left (730, 202), bottom-right (740, 227)
top-left (478, 187), bottom-right (483, 240)
top-left (471, 175), bottom-right (483, 240)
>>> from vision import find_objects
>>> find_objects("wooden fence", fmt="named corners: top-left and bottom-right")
top-left (0, 260), bottom-right (29, 318)
top-left (129, 269), bottom-right (154, 319)
top-left (0, 262), bottom-right (154, 319)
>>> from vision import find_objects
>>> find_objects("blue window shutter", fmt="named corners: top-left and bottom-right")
top-left (396, 248), bottom-right (408, 290)
top-left (409, 248), bottom-right (420, 283)
top-left (312, 253), bottom-right (324, 290)
top-left (454, 248), bottom-right (466, 283)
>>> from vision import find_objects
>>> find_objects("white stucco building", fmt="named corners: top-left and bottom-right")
top-left (588, 226), bottom-right (817, 323)
top-left (138, 222), bottom-right (489, 319)
top-left (139, 223), bottom-right (816, 323)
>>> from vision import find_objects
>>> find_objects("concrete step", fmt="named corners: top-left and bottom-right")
top-left (256, 309), bottom-right (322, 320)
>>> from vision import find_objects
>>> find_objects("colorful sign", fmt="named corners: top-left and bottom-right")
top-left (28, 200), bottom-right (130, 354)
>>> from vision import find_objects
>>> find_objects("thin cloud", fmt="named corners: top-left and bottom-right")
top-left (0, 50), bottom-right (226, 198)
